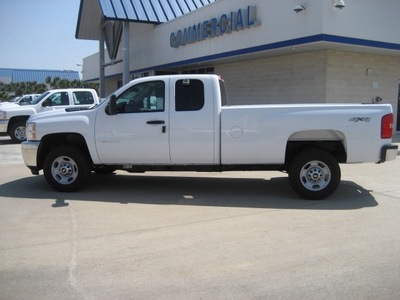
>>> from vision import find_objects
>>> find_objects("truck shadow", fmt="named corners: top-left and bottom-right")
top-left (0, 136), bottom-right (14, 145)
top-left (0, 173), bottom-right (377, 210)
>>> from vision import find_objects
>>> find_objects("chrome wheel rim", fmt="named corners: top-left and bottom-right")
top-left (14, 126), bottom-right (26, 141)
top-left (299, 160), bottom-right (331, 191)
top-left (51, 156), bottom-right (78, 185)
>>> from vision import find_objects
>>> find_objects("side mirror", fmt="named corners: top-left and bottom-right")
top-left (107, 94), bottom-right (117, 115)
top-left (42, 98), bottom-right (52, 107)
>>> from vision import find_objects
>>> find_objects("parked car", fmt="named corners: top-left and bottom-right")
top-left (0, 89), bottom-right (99, 143)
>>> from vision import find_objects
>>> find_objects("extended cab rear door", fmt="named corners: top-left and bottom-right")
top-left (169, 77), bottom-right (217, 164)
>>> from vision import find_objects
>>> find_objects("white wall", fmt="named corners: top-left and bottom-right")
top-left (322, 0), bottom-right (400, 43)
top-left (83, 0), bottom-right (400, 79)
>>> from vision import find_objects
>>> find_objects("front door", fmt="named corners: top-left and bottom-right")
top-left (94, 79), bottom-right (170, 164)
top-left (41, 91), bottom-right (71, 112)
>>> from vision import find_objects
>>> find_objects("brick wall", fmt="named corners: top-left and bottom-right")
top-left (215, 51), bottom-right (328, 105)
top-left (326, 50), bottom-right (400, 106)
top-left (216, 50), bottom-right (400, 131)
top-left (216, 50), bottom-right (399, 106)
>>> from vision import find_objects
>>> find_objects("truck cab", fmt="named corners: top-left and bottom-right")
top-left (97, 75), bottom-right (220, 164)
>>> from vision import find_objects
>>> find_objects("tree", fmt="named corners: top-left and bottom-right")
top-left (45, 76), bottom-right (52, 86)
top-left (0, 91), bottom-right (8, 101)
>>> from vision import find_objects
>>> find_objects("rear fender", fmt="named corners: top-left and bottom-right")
top-left (286, 130), bottom-right (347, 164)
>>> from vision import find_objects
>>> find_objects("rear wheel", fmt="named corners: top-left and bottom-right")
top-left (44, 146), bottom-right (91, 192)
top-left (10, 121), bottom-right (26, 143)
top-left (289, 149), bottom-right (341, 200)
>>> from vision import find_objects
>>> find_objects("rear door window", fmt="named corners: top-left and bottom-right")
top-left (175, 79), bottom-right (204, 111)
top-left (73, 91), bottom-right (95, 105)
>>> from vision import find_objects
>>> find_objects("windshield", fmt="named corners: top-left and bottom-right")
top-left (30, 91), bottom-right (50, 105)
top-left (10, 97), bottom-right (21, 103)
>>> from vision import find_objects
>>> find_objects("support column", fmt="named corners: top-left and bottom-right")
top-left (99, 26), bottom-right (105, 98)
top-left (123, 21), bottom-right (130, 85)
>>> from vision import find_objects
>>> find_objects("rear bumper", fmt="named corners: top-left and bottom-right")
top-left (380, 144), bottom-right (398, 163)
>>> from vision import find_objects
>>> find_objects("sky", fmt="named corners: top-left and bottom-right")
top-left (0, 0), bottom-right (99, 74)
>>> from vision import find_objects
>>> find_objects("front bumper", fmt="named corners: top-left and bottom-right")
top-left (21, 141), bottom-right (40, 174)
top-left (0, 119), bottom-right (9, 133)
top-left (380, 144), bottom-right (398, 163)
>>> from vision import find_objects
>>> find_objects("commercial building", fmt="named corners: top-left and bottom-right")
top-left (0, 68), bottom-right (80, 84)
top-left (76, 0), bottom-right (400, 131)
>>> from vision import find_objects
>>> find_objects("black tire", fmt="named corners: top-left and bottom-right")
top-left (9, 121), bottom-right (27, 143)
top-left (43, 146), bottom-right (91, 192)
top-left (289, 149), bottom-right (341, 200)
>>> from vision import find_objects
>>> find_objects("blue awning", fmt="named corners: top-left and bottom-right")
top-left (99, 0), bottom-right (215, 22)
top-left (76, 0), bottom-right (216, 40)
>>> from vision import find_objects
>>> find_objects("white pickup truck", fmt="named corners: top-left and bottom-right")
top-left (0, 88), bottom-right (99, 142)
top-left (21, 75), bottom-right (397, 199)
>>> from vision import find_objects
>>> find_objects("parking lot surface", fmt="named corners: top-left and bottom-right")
top-left (0, 135), bottom-right (399, 299)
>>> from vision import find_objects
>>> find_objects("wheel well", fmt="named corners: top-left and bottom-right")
top-left (7, 116), bottom-right (29, 132)
top-left (285, 140), bottom-right (347, 166)
top-left (37, 133), bottom-right (91, 170)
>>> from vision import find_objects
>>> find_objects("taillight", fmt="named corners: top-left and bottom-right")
top-left (381, 113), bottom-right (394, 139)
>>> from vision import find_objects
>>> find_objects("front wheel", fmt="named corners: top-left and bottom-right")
top-left (44, 146), bottom-right (91, 192)
top-left (10, 121), bottom-right (27, 143)
top-left (289, 149), bottom-right (341, 200)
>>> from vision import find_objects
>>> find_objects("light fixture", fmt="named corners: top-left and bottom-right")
top-left (293, 4), bottom-right (306, 13)
top-left (334, 0), bottom-right (345, 9)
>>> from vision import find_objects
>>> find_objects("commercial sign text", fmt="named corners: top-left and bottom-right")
top-left (170, 6), bottom-right (261, 48)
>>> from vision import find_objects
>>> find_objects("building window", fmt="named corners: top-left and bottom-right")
top-left (182, 67), bottom-right (214, 74)
top-left (132, 72), bottom-right (150, 79)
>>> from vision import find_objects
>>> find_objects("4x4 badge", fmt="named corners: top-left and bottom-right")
top-left (349, 117), bottom-right (371, 122)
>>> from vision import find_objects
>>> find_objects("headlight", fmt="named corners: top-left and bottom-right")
top-left (0, 111), bottom-right (6, 119)
top-left (26, 122), bottom-right (37, 141)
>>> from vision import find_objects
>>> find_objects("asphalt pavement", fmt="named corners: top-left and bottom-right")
top-left (0, 135), bottom-right (399, 299)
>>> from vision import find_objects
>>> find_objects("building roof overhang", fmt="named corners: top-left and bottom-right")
top-left (75, 0), bottom-right (216, 41)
